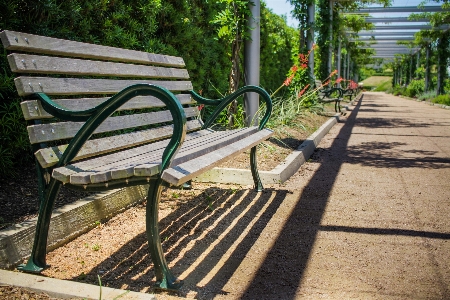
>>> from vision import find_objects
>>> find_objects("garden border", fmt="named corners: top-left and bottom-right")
top-left (0, 269), bottom-right (156, 299)
top-left (0, 95), bottom-right (359, 270)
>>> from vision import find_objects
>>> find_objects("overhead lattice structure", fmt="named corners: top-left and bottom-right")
top-left (345, 3), bottom-right (449, 61)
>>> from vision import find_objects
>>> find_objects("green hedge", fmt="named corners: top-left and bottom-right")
top-left (0, 0), bottom-right (298, 177)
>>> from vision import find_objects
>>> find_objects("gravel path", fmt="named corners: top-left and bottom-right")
top-left (27, 92), bottom-right (450, 299)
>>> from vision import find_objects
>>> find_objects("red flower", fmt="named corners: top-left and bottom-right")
top-left (198, 104), bottom-right (205, 111)
top-left (283, 74), bottom-right (295, 86)
top-left (291, 65), bottom-right (298, 73)
top-left (336, 77), bottom-right (343, 83)
top-left (301, 63), bottom-right (308, 69)
top-left (298, 53), bottom-right (309, 64)
top-left (297, 84), bottom-right (310, 98)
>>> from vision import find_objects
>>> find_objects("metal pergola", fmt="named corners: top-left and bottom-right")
top-left (344, 3), bottom-right (449, 71)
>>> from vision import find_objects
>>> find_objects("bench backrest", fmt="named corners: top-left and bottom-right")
top-left (314, 79), bottom-right (328, 97)
top-left (1, 30), bottom-right (202, 168)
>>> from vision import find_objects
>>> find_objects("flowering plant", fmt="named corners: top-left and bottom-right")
top-left (271, 44), bottom-right (317, 98)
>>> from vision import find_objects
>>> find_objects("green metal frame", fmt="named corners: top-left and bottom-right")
top-left (318, 86), bottom-right (343, 113)
top-left (190, 85), bottom-right (273, 191)
top-left (18, 84), bottom-right (273, 291)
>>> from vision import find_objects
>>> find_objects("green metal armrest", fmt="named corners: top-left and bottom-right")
top-left (189, 85), bottom-right (273, 130)
top-left (36, 84), bottom-right (187, 171)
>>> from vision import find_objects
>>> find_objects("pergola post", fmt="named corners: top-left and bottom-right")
top-left (347, 51), bottom-right (350, 83)
top-left (392, 66), bottom-right (397, 86)
top-left (307, 2), bottom-right (315, 80)
top-left (244, 0), bottom-right (260, 125)
top-left (409, 55), bottom-right (413, 84)
top-left (337, 40), bottom-right (342, 87)
top-left (425, 44), bottom-right (431, 92)
top-left (327, 0), bottom-right (333, 75)
top-left (416, 51), bottom-right (420, 72)
top-left (436, 32), bottom-right (449, 95)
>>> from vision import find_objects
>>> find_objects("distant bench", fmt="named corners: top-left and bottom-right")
top-left (0, 30), bottom-right (273, 290)
top-left (314, 79), bottom-right (343, 112)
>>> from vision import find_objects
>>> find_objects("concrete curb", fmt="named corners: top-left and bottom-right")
top-left (0, 186), bottom-right (148, 269)
top-left (0, 96), bottom-right (359, 270)
top-left (0, 269), bottom-right (155, 299)
top-left (194, 97), bottom-right (359, 185)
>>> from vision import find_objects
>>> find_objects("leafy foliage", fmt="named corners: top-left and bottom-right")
top-left (0, 0), bottom-right (300, 175)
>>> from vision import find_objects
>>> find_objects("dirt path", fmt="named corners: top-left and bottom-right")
top-left (40, 92), bottom-right (450, 299)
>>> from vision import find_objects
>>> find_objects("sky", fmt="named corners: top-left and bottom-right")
top-left (263, 0), bottom-right (436, 29)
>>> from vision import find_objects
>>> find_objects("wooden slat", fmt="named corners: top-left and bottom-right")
top-left (80, 129), bottom-right (250, 184)
top-left (1, 30), bottom-right (185, 67)
top-left (53, 128), bottom-right (260, 184)
top-left (35, 119), bottom-right (202, 168)
top-left (14, 77), bottom-right (193, 96)
top-left (27, 107), bottom-right (199, 144)
top-left (21, 94), bottom-right (193, 120)
top-left (52, 129), bottom-right (218, 184)
top-left (8, 54), bottom-right (190, 79)
top-left (161, 129), bottom-right (274, 186)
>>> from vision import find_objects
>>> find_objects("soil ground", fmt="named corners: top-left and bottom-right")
top-left (0, 110), bottom-right (330, 230)
top-left (3, 93), bottom-right (450, 299)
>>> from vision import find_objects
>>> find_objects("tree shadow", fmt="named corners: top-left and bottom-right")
top-left (238, 95), bottom-right (365, 299)
top-left (344, 141), bottom-right (450, 169)
top-left (355, 117), bottom-right (435, 128)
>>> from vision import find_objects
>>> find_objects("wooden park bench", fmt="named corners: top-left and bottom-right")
top-left (0, 30), bottom-right (273, 290)
top-left (341, 87), bottom-right (356, 101)
top-left (314, 79), bottom-right (343, 112)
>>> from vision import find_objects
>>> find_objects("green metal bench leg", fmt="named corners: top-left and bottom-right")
top-left (146, 178), bottom-right (183, 290)
top-left (18, 170), bottom-right (62, 273)
top-left (335, 101), bottom-right (341, 113)
top-left (250, 146), bottom-right (263, 192)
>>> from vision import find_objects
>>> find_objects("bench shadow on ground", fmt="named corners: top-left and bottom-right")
top-left (72, 95), bottom-right (448, 299)
top-left (75, 187), bottom-right (291, 297)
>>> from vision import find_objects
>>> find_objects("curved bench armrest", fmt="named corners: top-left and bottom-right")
top-left (36, 84), bottom-right (187, 170)
top-left (189, 85), bottom-right (273, 130)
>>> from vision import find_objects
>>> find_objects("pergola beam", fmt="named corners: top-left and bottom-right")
top-left (350, 36), bottom-right (416, 41)
top-left (365, 17), bottom-right (429, 23)
top-left (350, 6), bottom-right (447, 13)
top-left (366, 24), bottom-right (449, 30)
top-left (356, 31), bottom-right (419, 36)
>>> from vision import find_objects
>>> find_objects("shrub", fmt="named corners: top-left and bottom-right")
top-left (405, 79), bottom-right (425, 98)
top-left (432, 94), bottom-right (450, 106)
top-left (418, 91), bottom-right (437, 101)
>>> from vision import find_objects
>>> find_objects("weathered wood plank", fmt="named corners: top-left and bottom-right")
top-left (53, 128), bottom-right (259, 184)
top-left (8, 54), bottom-right (190, 79)
top-left (161, 129), bottom-right (274, 186)
top-left (21, 94), bottom-right (194, 120)
top-left (0, 30), bottom-right (185, 67)
top-left (70, 127), bottom-right (257, 184)
top-left (36, 119), bottom-right (202, 168)
top-left (59, 129), bottom-right (233, 184)
top-left (27, 107), bottom-right (199, 144)
top-left (86, 127), bottom-right (258, 183)
top-left (14, 77), bottom-right (193, 96)
top-left (52, 129), bottom-right (217, 184)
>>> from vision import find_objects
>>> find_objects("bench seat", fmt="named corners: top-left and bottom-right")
top-left (53, 127), bottom-right (273, 185)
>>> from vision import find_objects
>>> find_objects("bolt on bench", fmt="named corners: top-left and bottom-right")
top-left (0, 30), bottom-right (273, 290)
